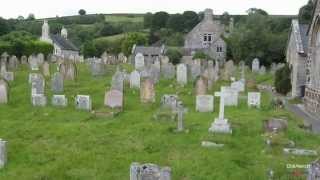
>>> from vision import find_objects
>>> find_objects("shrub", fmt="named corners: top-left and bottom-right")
top-left (275, 64), bottom-right (291, 95)
top-left (166, 49), bottom-right (182, 65)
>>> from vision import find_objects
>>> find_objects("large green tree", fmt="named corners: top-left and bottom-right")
top-left (152, 11), bottom-right (170, 29)
top-left (166, 14), bottom-right (185, 32)
top-left (299, 0), bottom-right (314, 24)
top-left (182, 11), bottom-right (199, 32)
top-left (121, 32), bottom-right (148, 56)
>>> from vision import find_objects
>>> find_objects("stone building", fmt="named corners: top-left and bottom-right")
top-left (131, 44), bottom-right (166, 66)
top-left (286, 19), bottom-right (308, 98)
top-left (184, 9), bottom-right (228, 65)
top-left (304, 0), bottom-right (320, 115)
top-left (40, 20), bottom-right (79, 58)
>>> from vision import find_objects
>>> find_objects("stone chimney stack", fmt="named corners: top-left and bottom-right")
top-left (204, 8), bottom-right (213, 21)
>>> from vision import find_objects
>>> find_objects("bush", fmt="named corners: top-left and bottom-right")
top-left (121, 32), bottom-right (148, 56)
top-left (275, 64), bottom-right (291, 95)
top-left (166, 49), bottom-right (182, 65)
top-left (193, 51), bottom-right (209, 60)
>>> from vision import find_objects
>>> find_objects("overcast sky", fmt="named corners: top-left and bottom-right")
top-left (0, 0), bottom-right (309, 19)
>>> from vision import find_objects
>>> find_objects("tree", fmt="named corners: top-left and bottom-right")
top-left (144, 13), bottom-right (153, 28)
top-left (247, 8), bottom-right (268, 16)
top-left (193, 51), bottom-right (210, 60)
top-left (27, 13), bottom-right (35, 20)
top-left (121, 32), bottom-right (148, 56)
top-left (166, 49), bottom-right (182, 65)
top-left (82, 41), bottom-right (97, 57)
top-left (299, 0), bottom-right (314, 24)
top-left (79, 9), bottom-right (86, 16)
top-left (0, 18), bottom-right (10, 36)
top-left (221, 12), bottom-right (230, 26)
top-left (182, 11), bottom-right (199, 32)
top-left (152, 11), bottom-right (169, 29)
top-left (17, 16), bottom-right (24, 20)
top-left (275, 65), bottom-right (291, 95)
top-left (166, 14), bottom-right (185, 32)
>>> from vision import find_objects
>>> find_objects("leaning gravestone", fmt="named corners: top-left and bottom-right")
top-left (31, 94), bottom-right (47, 106)
top-left (135, 53), bottom-right (145, 70)
top-left (51, 72), bottom-right (64, 94)
top-left (177, 64), bottom-right (187, 85)
top-left (0, 139), bottom-right (7, 168)
top-left (0, 80), bottom-right (8, 104)
top-left (161, 63), bottom-right (175, 79)
top-left (75, 95), bottom-right (92, 111)
top-left (196, 95), bottom-right (214, 112)
top-left (104, 89), bottom-right (123, 109)
top-left (195, 77), bottom-right (208, 95)
top-left (130, 70), bottom-right (140, 89)
top-left (140, 79), bottom-right (155, 103)
top-left (252, 58), bottom-right (260, 72)
top-left (248, 92), bottom-right (261, 108)
top-left (52, 95), bottom-right (68, 107)
top-left (130, 162), bottom-right (171, 180)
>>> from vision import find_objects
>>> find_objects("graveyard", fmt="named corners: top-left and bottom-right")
top-left (0, 60), bottom-right (319, 179)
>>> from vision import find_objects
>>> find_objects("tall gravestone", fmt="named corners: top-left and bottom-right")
top-left (177, 64), bottom-right (187, 85)
top-left (195, 77), bottom-right (208, 95)
top-left (135, 53), bottom-right (145, 70)
top-left (252, 58), bottom-right (260, 72)
top-left (222, 60), bottom-right (235, 80)
top-left (8, 56), bottom-right (18, 70)
top-left (140, 79), bottom-right (155, 103)
top-left (111, 69), bottom-right (124, 92)
top-left (130, 70), bottom-right (140, 89)
top-left (51, 72), bottom-right (64, 94)
top-left (0, 79), bottom-right (8, 104)
top-left (42, 62), bottom-right (50, 77)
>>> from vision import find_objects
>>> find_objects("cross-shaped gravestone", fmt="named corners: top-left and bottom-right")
top-left (214, 91), bottom-right (225, 120)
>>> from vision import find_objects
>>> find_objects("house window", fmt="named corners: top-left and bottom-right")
top-left (203, 34), bottom-right (213, 42)
top-left (217, 46), bottom-right (223, 52)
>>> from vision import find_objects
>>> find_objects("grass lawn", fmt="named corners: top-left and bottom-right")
top-left (0, 63), bottom-right (319, 179)
top-left (105, 15), bottom-right (143, 23)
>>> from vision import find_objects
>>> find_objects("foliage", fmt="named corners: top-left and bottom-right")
top-left (152, 11), bottom-right (170, 29)
top-left (79, 9), bottom-right (86, 16)
top-left (299, 0), bottom-right (314, 24)
top-left (226, 10), bottom-right (290, 66)
top-left (166, 14), bottom-right (185, 32)
top-left (143, 13), bottom-right (153, 28)
top-left (99, 23), bottom-right (123, 36)
top-left (275, 64), bottom-right (292, 95)
top-left (182, 11), bottom-right (200, 32)
top-left (27, 13), bottom-right (35, 20)
top-left (0, 17), bottom-right (11, 36)
top-left (166, 48), bottom-right (182, 65)
top-left (82, 41), bottom-right (97, 58)
top-left (193, 51), bottom-right (210, 60)
top-left (121, 32), bottom-right (148, 56)
top-left (0, 31), bottom-right (53, 57)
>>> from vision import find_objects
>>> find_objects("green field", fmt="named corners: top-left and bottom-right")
top-left (105, 15), bottom-right (144, 23)
top-left (0, 63), bottom-right (319, 179)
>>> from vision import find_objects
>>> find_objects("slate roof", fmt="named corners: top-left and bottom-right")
top-left (132, 45), bottom-right (165, 55)
top-left (299, 24), bottom-right (309, 54)
top-left (291, 20), bottom-right (309, 55)
top-left (50, 34), bottom-right (79, 51)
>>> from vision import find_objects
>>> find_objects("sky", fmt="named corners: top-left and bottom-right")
top-left (0, 0), bottom-right (309, 19)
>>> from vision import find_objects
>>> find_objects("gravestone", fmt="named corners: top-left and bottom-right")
top-left (0, 80), bottom-right (8, 104)
top-left (307, 160), bottom-right (320, 179)
top-left (31, 94), bottom-right (47, 106)
top-left (2, 72), bottom-right (14, 82)
top-left (161, 63), bottom-right (175, 79)
top-left (222, 60), bottom-right (235, 80)
top-left (248, 92), bottom-right (261, 108)
top-left (31, 75), bottom-right (45, 95)
top-left (0, 139), bottom-right (7, 168)
top-left (130, 162), bottom-right (171, 180)
top-left (104, 89), bottom-right (123, 109)
top-left (176, 101), bottom-right (186, 132)
top-left (21, 55), bottom-right (28, 64)
top-left (0, 61), bottom-right (6, 76)
top-left (65, 63), bottom-right (77, 81)
top-left (28, 73), bottom-right (41, 84)
top-left (252, 58), bottom-right (260, 72)
top-left (161, 94), bottom-right (178, 110)
top-left (209, 89), bottom-right (232, 134)
top-left (118, 53), bottom-right (127, 63)
top-left (140, 79), bottom-right (155, 103)
top-left (51, 72), bottom-right (64, 93)
top-left (176, 64), bottom-right (187, 85)
top-left (130, 70), bottom-right (140, 89)
top-left (101, 52), bottom-right (108, 64)
top-left (149, 65), bottom-right (160, 83)
top-left (195, 77), bottom-right (208, 95)
top-left (221, 86), bottom-right (238, 106)
top-left (90, 58), bottom-right (105, 76)
top-left (8, 56), bottom-right (18, 70)
top-left (52, 95), bottom-right (68, 107)
top-left (75, 95), bottom-right (92, 111)
top-left (29, 55), bottom-right (39, 71)
top-left (196, 95), bottom-right (214, 112)
top-left (231, 80), bottom-right (245, 92)
top-left (42, 62), bottom-right (50, 77)
top-left (259, 66), bottom-right (266, 75)
top-left (135, 53), bottom-right (145, 70)
top-left (37, 53), bottom-right (45, 64)
top-left (111, 69), bottom-right (124, 92)
top-left (190, 60), bottom-right (201, 80)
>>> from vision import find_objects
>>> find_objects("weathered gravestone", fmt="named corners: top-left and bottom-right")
top-left (252, 58), bottom-right (260, 72)
top-left (8, 56), bottom-right (18, 70)
top-left (0, 80), bottom-right (8, 104)
top-left (176, 101), bottom-right (186, 132)
top-left (130, 70), bottom-right (140, 89)
top-left (259, 66), bottom-right (266, 75)
top-left (190, 60), bottom-right (201, 80)
top-left (176, 64), bottom-right (187, 85)
top-left (20, 55), bottom-right (28, 64)
top-left (75, 95), bottom-right (92, 111)
top-left (221, 86), bottom-right (238, 106)
top-left (307, 160), bottom-right (320, 179)
top-left (161, 94), bottom-right (178, 110)
top-left (248, 92), bottom-right (261, 108)
top-left (111, 69), bottom-right (124, 92)
top-left (31, 94), bottom-right (47, 106)
top-left (161, 63), bottom-right (175, 79)
top-left (42, 62), bottom-right (50, 77)
top-left (0, 61), bottom-right (6, 76)
top-left (65, 63), bottom-right (77, 81)
top-left (196, 95), bottom-right (214, 112)
top-left (0, 139), bottom-right (7, 168)
top-left (222, 60), bottom-right (235, 80)
top-left (90, 58), bottom-right (105, 76)
top-left (28, 55), bottom-right (39, 71)
top-left (104, 89), bottom-right (123, 109)
top-left (51, 72), bottom-right (64, 94)
top-left (52, 95), bottom-right (68, 107)
top-left (135, 53), bottom-right (145, 70)
top-left (130, 162), bottom-right (171, 180)
top-left (2, 72), bottom-right (14, 82)
top-left (209, 89), bottom-right (232, 134)
top-left (195, 76), bottom-right (208, 95)
top-left (231, 80), bottom-right (245, 92)
top-left (31, 75), bottom-right (45, 95)
top-left (37, 53), bottom-right (45, 65)
top-left (140, 79), bottom-right (155, 103)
